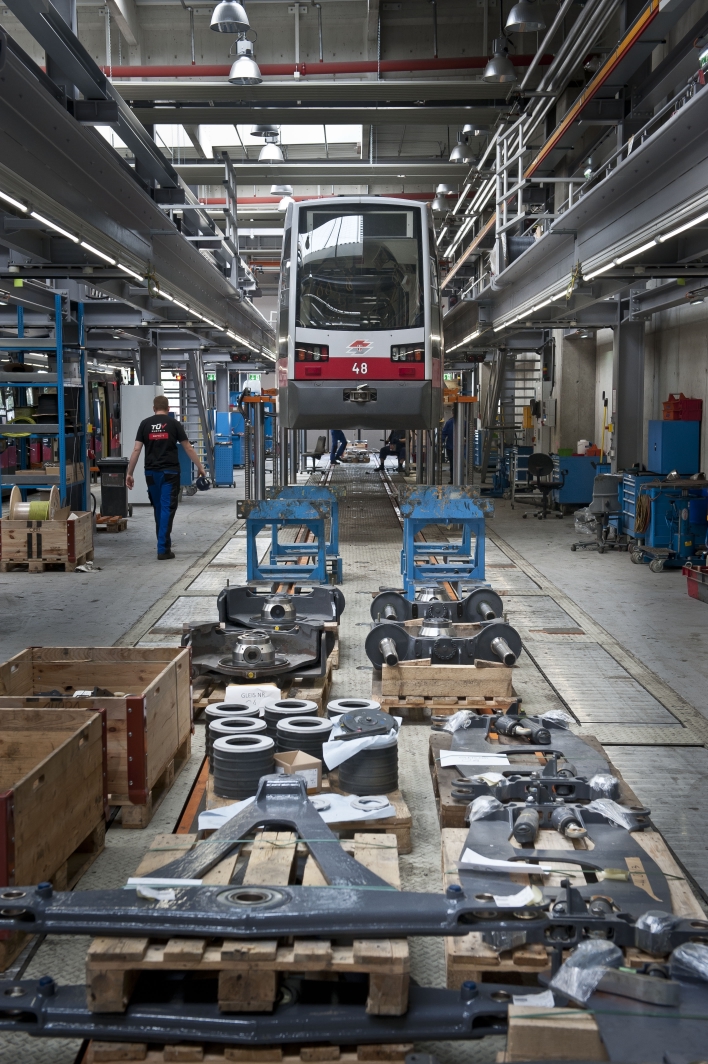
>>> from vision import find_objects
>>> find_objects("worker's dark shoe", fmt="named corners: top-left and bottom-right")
top-left (158, 550), bottom-right (176, 560)
top-left (331, 459), bottom-right (341, 465)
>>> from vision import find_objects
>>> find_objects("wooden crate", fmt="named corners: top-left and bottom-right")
top-left (86, 831), bottom-right (409, 1017)
top-left (380, 660), bottom-right (513, 699)
top-left (84, 1043), bottom-right (414, 1063)
top-left (0, 508), bottom-right (93, 572)
top-left (502, 1005), bottom-right (608, 1062)
top-left (0, 708), bottom-right (106, 969)
top-left (0, 647), bottom-right (192, 827)
top-left (441, 825), bottom-right (705, 991)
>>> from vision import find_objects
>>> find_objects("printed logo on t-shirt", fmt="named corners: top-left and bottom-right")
top-left (148, 420), bottom-right (169, 440)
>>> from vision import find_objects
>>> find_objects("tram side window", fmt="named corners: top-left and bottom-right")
top-left (429, 257), bottom-right (439, 305)
top-left (296, 207), bottom-right (424, 331)
top-left (277, 227), bottom-right (291, 359)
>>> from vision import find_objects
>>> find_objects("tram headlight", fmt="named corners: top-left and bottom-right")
top-left (391, 344), bottom-right (424, 362)
top-left (295, 344), bottom-right (330, 362)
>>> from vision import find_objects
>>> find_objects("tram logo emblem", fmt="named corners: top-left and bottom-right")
top-left (347, 339), bottom-right (372, 352)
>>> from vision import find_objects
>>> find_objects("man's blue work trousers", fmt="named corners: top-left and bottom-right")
top-left (330, 430), bottom-right (347, 463)
top-left (145, 469), bottom-right (180, 554)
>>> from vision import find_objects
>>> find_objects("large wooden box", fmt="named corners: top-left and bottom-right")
top-left (0, 648), bottom-right (192, 820)
top-left (0, 708), bottom-right (105, 886)
top-left (0, 507), bottom-right (93, 567)
top-left (381, 660), bottom-right (513, 698)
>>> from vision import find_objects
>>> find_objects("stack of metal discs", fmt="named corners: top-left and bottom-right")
top-left (335, 707), bottom-right (399, 795)
top-left (275, 716), bottom-right (333, 759)
top-left (212, 733), bottom-right (275, 799)
top-left (263, 698), bottom-right (318, 739)
top-left (208, 716), bottom-right (267, 770)
top-left (327, 698), bottom-right (381, 720)
top-left (204, 703), bottom-right (261, 766)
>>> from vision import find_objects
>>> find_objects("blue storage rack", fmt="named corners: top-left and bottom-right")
top-left (0, 295), bottom-right (88, 509)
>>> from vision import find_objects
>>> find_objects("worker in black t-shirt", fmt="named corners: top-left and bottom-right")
top-left (126, 395), bottom-right (206, 560)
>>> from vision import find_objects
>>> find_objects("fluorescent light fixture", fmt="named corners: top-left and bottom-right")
top-left (447, 329), bottom-right (481, 353)
top-left (117, 262), bottom-right (143, 281)
top-left (532, 299), bottom-right (552, 311)
top-left (80, 241), bottom-right (116, 264)
top-left (172, 299), bottom-right (190, 310)
top-left (0, 190), bottom-right (28, 213)
top-left (615, 240), bottom-right (657, 264)
top-left (31, 211), bottom-right (79, 243)
top-left (160, 291), bottom-right (175, 301)
top-left (659, 209), bottom-right (708, 242)
top-left (585, 261), bottom-right (616, 280)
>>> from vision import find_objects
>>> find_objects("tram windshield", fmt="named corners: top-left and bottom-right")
top-left (296, 206), bottom-right (424, 331)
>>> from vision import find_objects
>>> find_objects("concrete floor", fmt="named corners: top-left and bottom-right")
top-left (1, 459), bottom-right (707, 1064)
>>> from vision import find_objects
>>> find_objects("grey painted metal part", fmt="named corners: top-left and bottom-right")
top-left (370, 588), bottom-right (504, 623)
top-left (365, 618), bottom-right (523, 667)
top-left (0, 981), bottom-right (509, 1047)
top-left (218, 585), bottom-right (345, 628)
top-left (183, 621), bottom-right (334, 680)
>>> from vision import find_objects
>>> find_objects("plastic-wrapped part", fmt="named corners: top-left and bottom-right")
top-left (466, 795), bottom-right (503, 823)
top-left (574, 507), bottom-right (597, 535)
top-left (669, 942), bottom-right (708, 983)
top-left (440, 710), bottom-right (475, 733)
top-left (539, 709), bottom-right (574, 729)
top-left (587, 798), bottom-right (645, 831)
top-left (482, 929), bottom-right (528, 952)
top-left (635, 910), bottom-right (679, 955)
top-left (588, 773), bottom-right (621, 799)
top-left (550, 940), bottom-right (623, 1004)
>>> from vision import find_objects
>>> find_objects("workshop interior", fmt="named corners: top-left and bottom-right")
top-left (1, 2), bottom-right (708, 1063)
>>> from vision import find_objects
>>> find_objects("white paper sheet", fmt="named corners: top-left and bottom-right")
top-left (458, 848), bottom-right (551, 874)
top-left (197, 792), bottom-right (395, 832)
top-left (440, 751), bottom-right (511, 767)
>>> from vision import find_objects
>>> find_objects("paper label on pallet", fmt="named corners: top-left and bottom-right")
top-left (512, 990), bottom-right (555, 1007)
top-left (439, 751), bottom-right (511, 767)
top-left (224, 683), bottom-right (279, 713)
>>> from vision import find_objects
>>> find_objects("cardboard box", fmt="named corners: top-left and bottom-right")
top-left (274, 750), bottom-right (322, 791)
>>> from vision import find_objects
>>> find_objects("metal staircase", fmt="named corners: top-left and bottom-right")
top-left (478, 350), bottom-right (541, 481)
top-left (186, 351), bottom-right (215, 479)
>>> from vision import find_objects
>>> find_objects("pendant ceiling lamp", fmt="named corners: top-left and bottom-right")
top-left (505, 0), bottom-right (546, 33)
top-left (229, 37), bottom-right (262, 86)
top-left (211, 1), bottom-right (250, 34)
top-left (483, 38), bottom-right (517, 83)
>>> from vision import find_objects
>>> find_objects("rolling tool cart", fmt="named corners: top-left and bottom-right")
top-left (628, 478), bottom-right (708, 572)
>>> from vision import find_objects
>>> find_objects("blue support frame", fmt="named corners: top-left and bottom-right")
top-left (245, 496), bottom-right (338, 583)
top-left (269, 486), bottom-right (341, 562)
top-left (398, 486), bottom-right (493, 598)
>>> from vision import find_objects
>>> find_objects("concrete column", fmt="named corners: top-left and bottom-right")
top-left (215, 365), bottom-right (229, 414)
top-left (555, 332), bottom-right (596, 452)
top-left (140, 345), bottom-right (160, 385)
top-left (612, 320), bottom-right (645, 472)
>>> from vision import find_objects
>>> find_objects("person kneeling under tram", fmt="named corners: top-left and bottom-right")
top-left (378, 430), bottom-right (406, 473)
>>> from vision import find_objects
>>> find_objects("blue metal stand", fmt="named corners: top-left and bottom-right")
top-left (240, 496), bottom-right (339, 583)
top-left (269, 486), bottom-right (342, 579)
top-left (398, 486), bottom-right (493, 597)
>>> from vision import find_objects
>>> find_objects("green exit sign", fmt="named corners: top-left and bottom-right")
top-left (206, 373), bottom-right (216, 381)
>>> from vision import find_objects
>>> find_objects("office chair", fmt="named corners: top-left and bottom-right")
top-left (522, 453), bottom-right (566, 519)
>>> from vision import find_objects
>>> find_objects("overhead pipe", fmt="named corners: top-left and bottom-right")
top-left (519, 0), bottom-right (575, 90)
top-left (312, 1), bottom-right (323, 63)
top-left (430, 0), bottom-right (438, 59)
top-left (101, 54), bottom-right (552, 78)
top-left (201, 193), bottom-right (436, 204)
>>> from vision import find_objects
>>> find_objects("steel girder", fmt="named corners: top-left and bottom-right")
top-left (175, 162), bottom-right (471, 185)
top-left (0, 46), bottom-right (274, 354)
top-left (117, 80), bottom-right (511, 106)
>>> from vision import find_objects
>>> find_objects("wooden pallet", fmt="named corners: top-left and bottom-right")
top-left (1, 816), bottom-right (105, 971)
top-left (441, 825), bottom-right (705, 991)
top-left (118, 732), bottom-right (192, 828)
top-left (0, 548), bottom-right (93, 573)
top-left (96, 516), bottom-right (129, 533)
top-left (203, 774), bottom-right (412, 854)
top-left (84, 1043), bottom-right (414, 1063)
top-left (86, 831), bottom-right (408, 1016)
top-left (372, 677), bottom-right (517, 722)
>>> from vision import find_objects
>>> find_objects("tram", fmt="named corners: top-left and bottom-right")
top-left (277, 197), bottom-right (443, 429)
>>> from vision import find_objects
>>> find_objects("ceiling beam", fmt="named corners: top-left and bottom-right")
top-left (107, 0), bottom-right (141, 49)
